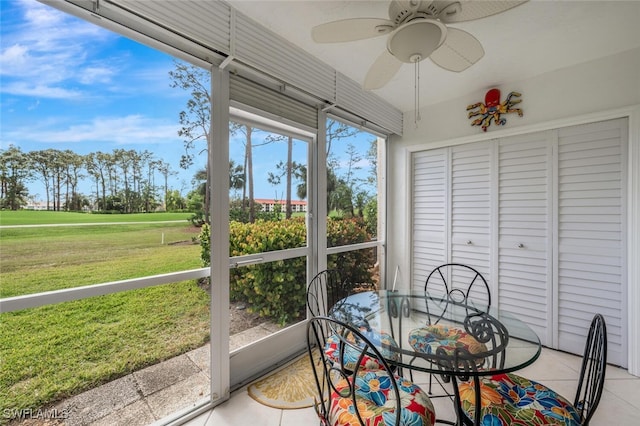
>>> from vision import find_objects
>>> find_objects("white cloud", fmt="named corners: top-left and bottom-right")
top-left (1, 0), bottom-right (117, 97)
top-left (78, 66), bottom-right (117, 85)
top-left (1, 0), bottom-right (182, 103)
top-left (2, 81), bottom-right (83, 99)
top-left (5, 115), bottom-right (181, 146)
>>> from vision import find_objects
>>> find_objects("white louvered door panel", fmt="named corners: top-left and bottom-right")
top-left (498, 132), bottom-right (553, 345)
top-left (411, 149), bottom-right (448, 293)
top-left (450, 141), bottom-right (492, 305)
top-left (556, 118), bottom-right (627, 367)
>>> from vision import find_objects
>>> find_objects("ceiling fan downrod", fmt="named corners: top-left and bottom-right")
top-left (413, 56), bottom-right (421, 126)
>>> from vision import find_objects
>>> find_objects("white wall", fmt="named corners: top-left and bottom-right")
top-left (399, 47), bottom-right (640, 145)
top-left (387, 47), bottom-right (640, 375)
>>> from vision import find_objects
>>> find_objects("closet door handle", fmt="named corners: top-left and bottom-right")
top-left (517, 243), bottom-right (525, 249)
top-left (466, 240), bottom-right (473, 245)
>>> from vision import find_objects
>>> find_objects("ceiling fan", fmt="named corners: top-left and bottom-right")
top-left (311, 0), bottom-right (528, 90)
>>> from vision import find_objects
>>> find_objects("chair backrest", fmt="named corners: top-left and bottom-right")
top-left (436, 311), bottom-right (510, 376)
top-left (574, 313), bottom-right (607, 425)
top-left (306, 316), bottom-right (404, 426)
top-left (436, 312), bottom-right (510, 426)
top-left (424, 263), bottom-right (491, 323)
top-left (306, 269), bottom-right (347, 317)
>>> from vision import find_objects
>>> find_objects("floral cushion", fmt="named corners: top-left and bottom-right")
top-left (408, 324), bottom-right (487, 356)
top-left (457, 373), bottom-right (581, 426)
top-left (329, 370), bottom-right (436, 426)
top-left (325, 329), bottom-right (400, 371)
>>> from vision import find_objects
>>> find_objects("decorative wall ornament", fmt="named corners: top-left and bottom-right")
top-left (467, 88), bottom-right (523, 132)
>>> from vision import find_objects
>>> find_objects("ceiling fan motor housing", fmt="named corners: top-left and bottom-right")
top-left (389, 1), bottom-right (461, 25)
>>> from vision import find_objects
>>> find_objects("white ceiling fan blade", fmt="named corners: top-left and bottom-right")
top-left (438, 0), bottom-right (528, 24)
top-left (311, 18), bottom-right (394, 43)
top-left (364, 50), bottom-right (403, 90)
top-left (430, 27), bottom-right (484, 72)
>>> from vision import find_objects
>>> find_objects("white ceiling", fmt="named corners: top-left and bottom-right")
top-left (226, 0), bottom-right (640, 113)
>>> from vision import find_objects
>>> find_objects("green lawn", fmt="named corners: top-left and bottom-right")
top-left (0, 210), bottom-right (192, 226)
top-left (0, 211), bottom-right (209, 418)
top-left (1, 222), bottom-right (202, 297)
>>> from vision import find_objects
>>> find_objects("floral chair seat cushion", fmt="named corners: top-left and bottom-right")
top-left (408, 323), bottom-right (488, 356)
top-left (330, 370), bottom-right (436, 426)
top-left (457, 373), bottom-right (581, 426)
top-left (325, 329), bottom-right (400, 371)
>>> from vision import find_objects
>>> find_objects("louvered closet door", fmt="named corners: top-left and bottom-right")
top-left (411, 149), bottom-right (448, 293)
top-left (556, 118), bottom-right (627, 367)
top-left (450, 141), bottom-right (492, 305)
top-left (498, 132), bottom-right (553, 346)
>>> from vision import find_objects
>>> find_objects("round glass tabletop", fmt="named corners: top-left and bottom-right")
top-left (328, 290), bottom-right (541, 376)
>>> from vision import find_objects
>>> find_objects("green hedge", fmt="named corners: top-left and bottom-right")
top-left (326, 217), bottom-right (375, 285)
top-left (200, 217), bottom-right (373, 324)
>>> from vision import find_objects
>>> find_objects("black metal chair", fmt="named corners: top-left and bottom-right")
top-left (306, 269), bottom-right (349, 317)
top-left (426, 311), bottom-right (510, 426)
top-left (307, 269), bottom-right (401, 372)
top-left (421, 263), bottom-right (492, 321)
top-left (306, 316), bottom-right (436, 426)
top-left (454, 313), bottom-right (607, 426)
top-left (408, 264), bottom-right (492, 392)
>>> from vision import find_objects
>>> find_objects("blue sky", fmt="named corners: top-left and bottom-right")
top-left (0, 0), bottom-right (376, 204)
top-left (1, 0), bottom-right (206, 200)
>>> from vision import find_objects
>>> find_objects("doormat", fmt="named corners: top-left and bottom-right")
top-left (247, 349), bottom-right (320, 410)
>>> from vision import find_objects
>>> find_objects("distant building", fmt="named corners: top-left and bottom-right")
top-left (24, 200), bottom-right (53, 210)
top-left (254, 198), bottom-right (307, 213)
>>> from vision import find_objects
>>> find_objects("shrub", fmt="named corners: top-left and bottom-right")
top-left (327, 216), bottom-right (375, 285)
top-left (199, 217), bottom-right (374, 324)
top-left (199, 223), bottom-right (211, 266)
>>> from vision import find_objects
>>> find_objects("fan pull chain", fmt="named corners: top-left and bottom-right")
top-left (414, 60), bottom-right (421, 127)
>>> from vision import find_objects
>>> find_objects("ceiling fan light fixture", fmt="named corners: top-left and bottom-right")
top-left (387, 19), bottom-right (447, 63)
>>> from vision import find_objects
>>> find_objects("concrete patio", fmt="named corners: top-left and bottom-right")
top-left (44, 329), bottom-right (640, 426)
top-left (44, 322), bottom-right (280, 426)
top-left (187, 347), bottom-right (640, 426)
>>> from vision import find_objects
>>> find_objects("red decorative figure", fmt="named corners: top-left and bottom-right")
top-left (467, 89), bottom-right (523, 132)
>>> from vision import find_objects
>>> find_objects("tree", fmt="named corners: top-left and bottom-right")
top-left (48, 149), bottom-right (66, 211)
top-left (341, 142), bottom-right (363, 216)
top-left (229, 122), bottom-right (256, 222)
top-left (294, 119), bottom-right (360, 211)
top-left (63, 150), bottom-right (85, 211)
top-left (165, 189), bottom-right (186, 211)
top-left (30, 149), bottom-right (55, 210)
top-left (229, 159), bottom-right (244, 195)
top-left (16, 146), bottom-right (184, 213)
top-left (169, 62), bottom-right (211, 223)
top-left (326, 119), bottom-right (358, 159)
top-left (229, 123), bottom-right (279, 223)
top-left (85, 151), bottom-right (110, 210)
top-left (188, 161), bottom-right (246, 225)
top-left (294, 164), bottom-right (338, 209)
top-left (113, 149), bottom-right (132, 212)
top-left (267, 137), bottom-right (305, 219)
top-left (0, 145), bottom-right (31, 210)
top-left (244, 126), bottom-right (255, 222)
top-left (187, 168), bottom-right (207, 225)
top-left (156, 160), bottom-right (177, 209)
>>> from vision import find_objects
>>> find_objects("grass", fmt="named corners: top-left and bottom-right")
top-left (1, 223), bottom-right (201, 297)
top-left (0, 211), bottom-right (209, 418)
top-left (0, 210), bottom-right (192, 226)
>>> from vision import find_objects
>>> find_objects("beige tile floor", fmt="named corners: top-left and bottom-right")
top-left (184, 348), bottom-right (640, 425)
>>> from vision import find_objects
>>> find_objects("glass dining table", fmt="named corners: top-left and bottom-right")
top-left (328, 290), bottom-right (542, 424)
top-left (329, 290), bottom-right (541, 375)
